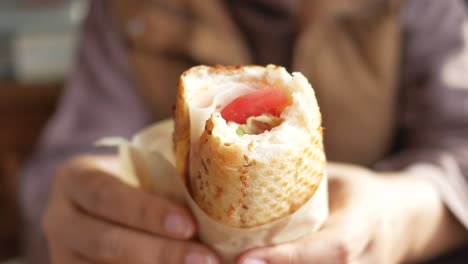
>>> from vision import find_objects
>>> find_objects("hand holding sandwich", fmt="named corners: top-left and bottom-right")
top-left (239, 163), bottom-right (468, 264)
top-left (42, 155), bottom-right (220, 264)
top-left (42, 65), bottom-right (468, 264)
top-left (42, 156), bottom-right (468, 264)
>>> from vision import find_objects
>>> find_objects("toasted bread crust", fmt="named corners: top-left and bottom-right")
top-left (174, 65), bottom-right (325, 227)
top-left (174, 78), bottom-right (191, 187)
top-left (191, 116), bottom-right (324, 227)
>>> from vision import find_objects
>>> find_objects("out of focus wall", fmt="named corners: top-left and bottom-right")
top-left (0, 0), bottom-right (88, 261)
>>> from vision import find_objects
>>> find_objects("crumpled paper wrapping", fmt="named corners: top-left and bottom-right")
top-left (98, 119), bottom-right (329, 263)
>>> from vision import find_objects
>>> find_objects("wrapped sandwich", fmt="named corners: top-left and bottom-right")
top-left (100, 65), bottom-right (328, 262)
top-left (174, 65), bottom-right (326, 228)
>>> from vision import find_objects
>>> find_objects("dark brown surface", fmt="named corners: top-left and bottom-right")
top-left (421, 244), bottom-right (468, 264)
top-left (0, 82), bottom-right (62, 260)
top-left (0, 82), bottom-right (62, 157)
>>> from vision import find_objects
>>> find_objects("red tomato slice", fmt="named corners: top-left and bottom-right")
top-left (221, 85), bottom-right (290, 124)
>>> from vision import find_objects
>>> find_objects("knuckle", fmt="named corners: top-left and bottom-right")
top-left (86, 175), bottom-right (113, 212)
top-left (334, 239), bottom-right (352, 264)
top-left (93, 228), bottom-right (123, 262)
top-left (137, 197), bottom-right (159, 229)
top-left (57, 156), bottom-right (83, 179)
top-left (137, 196), bottom-right (172, 232)
top-left (268, 244), bottom-right (301, 264)
top-left (58, 155), bottom-right (97, 184)
top-left (157, 241), bottom-right (190, 263)
top-left (60, 156), bottom-right (117, 215)
top-left (284, 245), bottom-right (300, 264)
top-left (54, 158), bottom-right (84, 193)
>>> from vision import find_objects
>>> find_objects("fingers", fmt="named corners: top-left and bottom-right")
top-left (44, 192), bottom-right (219, 264)
top-left (238, 175), bottom-right (377, 264)
top-left (48, 242), bottom-right (91, 264)
top-left (60, 156), bottom-right (196, 239)
top-left (238, 229), bottom-right (368, 264)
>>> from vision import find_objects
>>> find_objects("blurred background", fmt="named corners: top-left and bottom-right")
top-left (0, 0), bottom-right (88, 262)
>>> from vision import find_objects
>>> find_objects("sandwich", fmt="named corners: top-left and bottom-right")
top-left (174, 65), bottom-right (326, 228)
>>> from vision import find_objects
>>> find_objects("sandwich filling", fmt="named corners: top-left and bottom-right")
top-left (221, 85), bottom-right (290, 135)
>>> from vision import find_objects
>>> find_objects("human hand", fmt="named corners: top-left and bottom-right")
top-left (237, 162), bottom-right (466, 264)
top-left (43, 155), bottom-right (219, 264)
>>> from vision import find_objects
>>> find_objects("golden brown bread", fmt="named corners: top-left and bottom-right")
top-left (173, 78), bottom-right (191, 187)
top-left (174, 65), bottom-right (325, 227)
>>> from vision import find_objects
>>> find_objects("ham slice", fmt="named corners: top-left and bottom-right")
top-left (174, 65), bottom-right (326, 227)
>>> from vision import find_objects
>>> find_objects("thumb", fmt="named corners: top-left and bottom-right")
top-left (237, 207), bottom-right (374, 264)
top-left (237, 232), bottom-right (351, 264)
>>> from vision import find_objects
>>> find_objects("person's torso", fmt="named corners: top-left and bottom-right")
top-left (110, 0), bottom-right (402, 166)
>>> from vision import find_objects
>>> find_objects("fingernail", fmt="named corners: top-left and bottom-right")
top-left (242, 258), bottom-right (267, 264)
top-left (164, 213), bottom-right (191, 237)
top-left (185, 252), bottom-right (217, 264)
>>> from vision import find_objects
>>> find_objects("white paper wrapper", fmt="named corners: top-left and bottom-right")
top-left (98, 119), bottom-right (329, 263)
